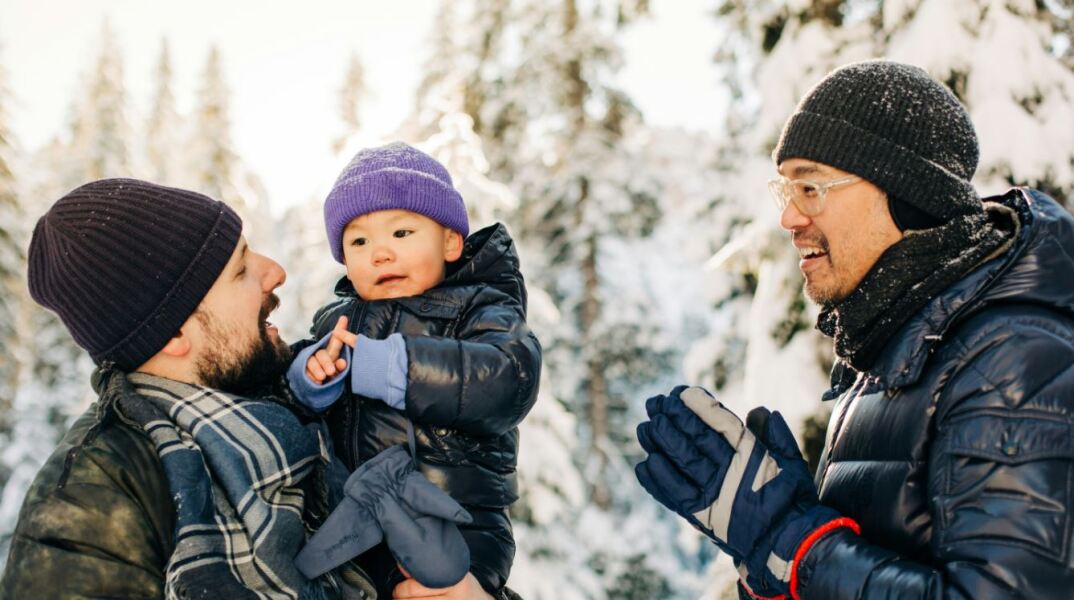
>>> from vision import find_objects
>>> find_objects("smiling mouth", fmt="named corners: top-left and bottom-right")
top-left (797, 246), bottom-right (829, 260)
top-left (261, 294), bottom-right (280, 332)
top-left (375, 274), bottom-right (406, 285)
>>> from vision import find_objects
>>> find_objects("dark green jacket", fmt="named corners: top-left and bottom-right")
top-left (0, 397), bottom-right (174, 599)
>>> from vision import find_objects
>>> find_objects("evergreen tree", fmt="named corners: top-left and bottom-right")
top-left (0, 27), bottom-right (137, 565)
top-left (69, 20), bottom-right (130, 182)
top-left (0, 55), bottom-right (26, 560)
top-left (421, 112), bottom-right (516, 230)
top-left (332, 53), bottom-right (367, 155)
top-left (145, 39), bottom-right (181, 184)
top-left (882, 0), bottom-right (1074, 205)
top-left (0, 52), bottom-right (22, 435)
top-left (186, 46), bottom-right (273, 247)
top-left (406, 0), bottom-right (464, 141)
top-left (188, 46), bottom-right (235, 200)
top-left (502, 0), bottom-right (666, 510)
top-left (277, 52), bottom-right (374, 344)
top-left (439, 2), bottom-right (704, 596)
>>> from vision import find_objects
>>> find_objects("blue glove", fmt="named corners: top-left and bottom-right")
top-left (635, 386), bottom-right (858, 599)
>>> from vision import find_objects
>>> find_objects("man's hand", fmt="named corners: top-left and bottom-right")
top-left (305, 315), bottom-right (353, 383)
top-left (634, 386), bottom-right (857, 599)
top-left (392, 572), bottom-right (492, 599)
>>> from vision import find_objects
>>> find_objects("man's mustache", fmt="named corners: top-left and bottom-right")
top-left (260, 294), bottom-right (280, 322)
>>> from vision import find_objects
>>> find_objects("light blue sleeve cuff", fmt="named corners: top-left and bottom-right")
top-left (287, 332), bottom-right (353, 412)
top-left (351, 333), bottom-right (408, 410)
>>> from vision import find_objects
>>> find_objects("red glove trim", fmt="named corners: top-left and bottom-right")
top-left (789, 517), bottom-right (861, 600)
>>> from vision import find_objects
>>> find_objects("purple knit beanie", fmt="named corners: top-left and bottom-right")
top-left (324, 142), bottom-right (469, 263)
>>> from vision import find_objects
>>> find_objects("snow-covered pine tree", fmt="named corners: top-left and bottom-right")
top-left (405, 0), bottom-right (520, 182)
top-left (0, 52), bottom-right (22, 442)
top-left (502, 0), bottom-right (668, 512)
top-left (186, 46), bottom-right (273, 248)
top-left (1043, 0), bottom-right (1073, 69)
top-left (420, 112), bottom-right (516, 231)
top-left (0, 55), bottom-right (26, 557)
top-left (187, 45), bottom-right (235, 200)
top-left (275, 52), bottom-right (374, 344)
top-left (67, 20), bottom-right (131, 183)
top-left (0, 28), bottom-right (130, 566)
top-left (332, 53), bottom-right (367, 155)
top-left (882, 0), bottom-right (1074, 205)
top-left (274, 192), bottom-right (343, 344)
top-left (144, 39), bottom-right (182, 185)
top-left (689, 2), bottom-right (885, 470)
top-left (430, 1), bottom-right (709, 596)
top-left (405, 0), bottom-right (465, 142)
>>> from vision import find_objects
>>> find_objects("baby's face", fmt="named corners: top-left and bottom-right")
top-left (342, 209), bottom-right (463, 300)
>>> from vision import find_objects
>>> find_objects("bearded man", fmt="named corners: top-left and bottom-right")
top-left (0, 179), bottom-right (372, 599)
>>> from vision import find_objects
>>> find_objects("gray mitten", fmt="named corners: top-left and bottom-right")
top-left (295, 444), bottom-right (473, 588)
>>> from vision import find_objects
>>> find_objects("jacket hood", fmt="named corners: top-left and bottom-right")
top-left (833, 188), bottom-right (1074, 391)
top-left (333, 222), bottom-right (527, 310)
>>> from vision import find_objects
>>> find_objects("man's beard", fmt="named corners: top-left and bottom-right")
top-left (193, 294), bottom-right (292, 396)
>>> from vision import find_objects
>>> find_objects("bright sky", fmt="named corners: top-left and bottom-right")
top-left (0, 0), bottom-right (724, 214)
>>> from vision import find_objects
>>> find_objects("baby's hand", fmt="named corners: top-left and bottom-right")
top-left (305, 315), bottom-right (352, 383)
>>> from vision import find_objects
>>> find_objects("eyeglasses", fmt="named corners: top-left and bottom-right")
top-left (767, 175), bottom-right (861, 217)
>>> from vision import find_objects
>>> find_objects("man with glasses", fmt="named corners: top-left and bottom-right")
top-left (635, 60), bottom-right (1074, 599)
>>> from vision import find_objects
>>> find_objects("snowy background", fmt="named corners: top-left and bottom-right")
top-left (1, 1), bottom-right (1072, 598)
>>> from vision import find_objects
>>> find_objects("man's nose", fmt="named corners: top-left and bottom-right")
top-left (779, 198), bottom-right (812, 232)
top-left (257, 253), bottom-right (286, 291)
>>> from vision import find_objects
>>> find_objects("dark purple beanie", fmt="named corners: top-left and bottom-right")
top-left (323, 142), bottom-right (469, 263)
top-left (27, 178), bottom-right (242, 371)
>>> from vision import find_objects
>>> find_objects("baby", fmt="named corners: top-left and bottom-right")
top-left (288, 142), bottom-right (541, 597)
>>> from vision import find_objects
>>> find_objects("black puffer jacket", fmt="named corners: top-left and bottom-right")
top-left (302, 223), bottom-right (541, 592)
top-left (796, 189), bottom-right (1074, 599)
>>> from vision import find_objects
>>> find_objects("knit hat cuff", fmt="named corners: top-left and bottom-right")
top-left (97, 204), bottom-right (243, 370)
top-left (325, 168), bottom-right (469, 263)
top-left (775, 111), bottom-right (980, 219)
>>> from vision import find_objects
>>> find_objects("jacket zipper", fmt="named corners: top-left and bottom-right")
top-left (819, 373), bottom-right (864, 487)
top-left (348, 301), bottom-right (365, 467)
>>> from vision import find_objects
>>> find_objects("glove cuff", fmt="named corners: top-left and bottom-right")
top-left (788, 516), bottom-right (860, 600)
top-left (740, 513), bottom-right (860, 600)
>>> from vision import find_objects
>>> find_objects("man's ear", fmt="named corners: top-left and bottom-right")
top-left (444, 229), bottom-right (464, 262)
top-left (159, 329), bottom-right (192, 358)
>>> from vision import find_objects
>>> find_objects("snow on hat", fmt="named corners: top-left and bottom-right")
top-left (323, 142), bottom-right (469, 263)
top-left (27, 178), bottom-right (242, 371)
top-left (774, 60), bottom-right (981, 226)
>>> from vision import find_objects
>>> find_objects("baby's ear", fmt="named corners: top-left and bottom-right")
top-left (444, 229), bottom-right (464, 262)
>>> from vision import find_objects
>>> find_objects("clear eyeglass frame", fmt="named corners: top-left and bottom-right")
top-left (767, 175), bottom-right (862, 217)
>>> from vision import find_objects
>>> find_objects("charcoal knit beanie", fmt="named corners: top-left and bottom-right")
top-left (323, 142), bottom-right (469, 264)
top-left (27, 178), bottom-right (242, 371)
top-left (774, 60), bottom-right (981, 229)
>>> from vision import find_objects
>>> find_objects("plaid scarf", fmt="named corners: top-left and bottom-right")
top-left (120, 373), bottom-right (372, 600)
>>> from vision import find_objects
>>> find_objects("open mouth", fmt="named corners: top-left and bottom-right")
top-left (261, 294), bottom-right (280, 333)
top-left (375, 274), bottom-right (406, 285)
top-left (797, 246), bottom-right (828, 260)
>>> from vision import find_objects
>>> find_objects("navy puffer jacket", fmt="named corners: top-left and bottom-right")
top-left (300, 223), bottom-right (540, 592)
top-left (793, 188), bottom-right (1074, 599)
